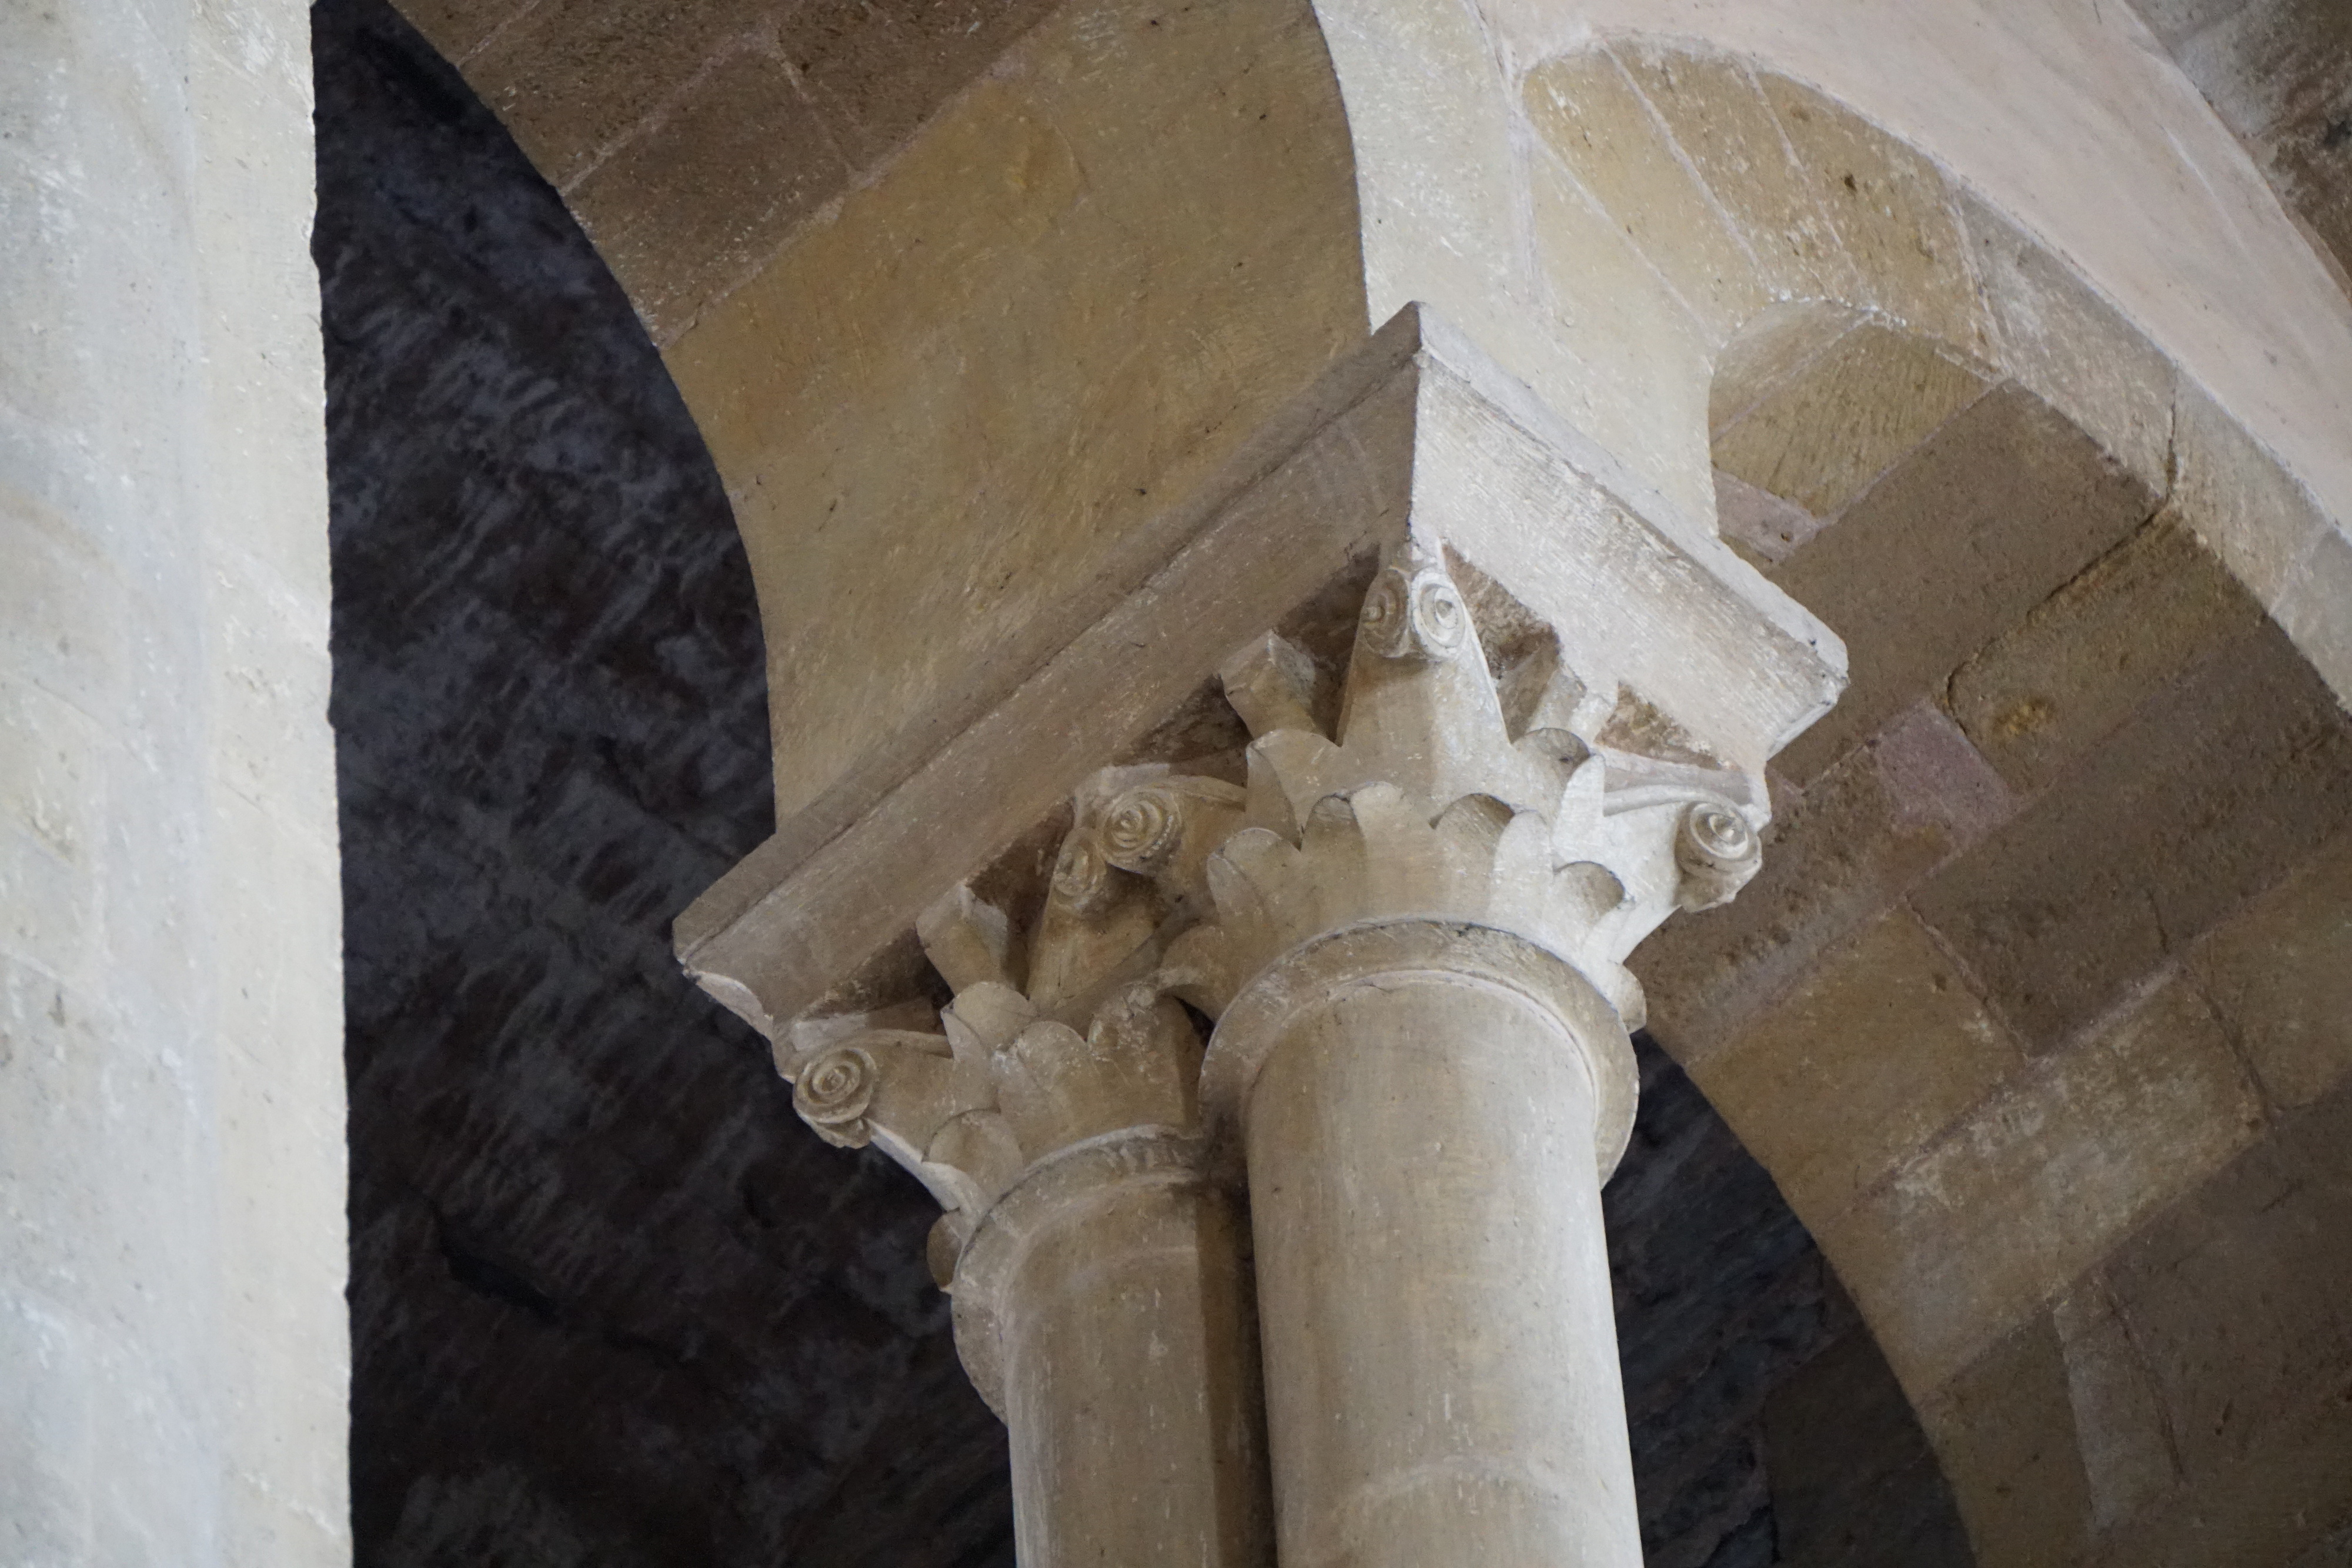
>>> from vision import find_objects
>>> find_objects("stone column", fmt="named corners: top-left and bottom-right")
top-left (953, 1128), bottom-right (1267, 1568)
top-left (1222, 930), bottom-right (1638, 1566)
top-left (1161, 538), bottom-right (1775, 1568)
top-left (680, 309), bottom-right (1840, 1568)
top-left (779, 784), bottom-right (1274, 1568)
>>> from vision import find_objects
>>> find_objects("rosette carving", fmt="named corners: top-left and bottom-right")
top-left (793, 1043), bottom-right (878, 1148)
top-left (1153, 530), bottom-right (1768, 1034)
top-left (1673, 800), bottom-right (1763, 911)
top-left (1358, 547), bottom-right (1471, 663)
top-left (777, 772), bottom-right (1239, 1284)
top-left (774, 529), bottom-right (1781, 1275)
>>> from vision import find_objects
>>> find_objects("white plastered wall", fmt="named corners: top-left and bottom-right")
top-left (0, 0), bottom-right (348, 1560)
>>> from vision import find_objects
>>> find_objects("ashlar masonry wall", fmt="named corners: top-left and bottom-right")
top-left (0, 0), bottom-right (348, 1560)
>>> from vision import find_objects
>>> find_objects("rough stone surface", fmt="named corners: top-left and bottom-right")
top-left (1712, 325), bottom-right (1990, 523)
top-left (567, 42), bottom-right (850, 335)
top-left (666, 0), bottom-right (1365, 823)
top-left (1823, 976), bottom-right (2266, 1398)
top-left (398, 0), bottom-right (1063, 339)
top-left (1, 0), bottom-right (346, 1557)
top-left (316, 8), bottom-right (1950, 1563)
top-left (1692, 907), bottom-right (2023, 1233)
top-left (1949, 517), bottom-right (2268, 794)
top-left (1635, 704), bottom-right (2012, 1057)
top-left (1920, 1313), bottom-right (2095, 1568)
top-left (1917, 618), bottom-right (2352, 1051)
top-left (2093, 1076), bottom-right (2352, 1491)
top-left (1770, 382), bottom-right (2160, 783)
top-left (2186, 821), bottom-right (2352, 1111)
top-left (1956, 189), bottom-right (2178, 499)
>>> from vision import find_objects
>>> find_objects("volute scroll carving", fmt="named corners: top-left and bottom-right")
top-left (776, 526), bottom-right (1785, 1247)
top-left (773, 768), bottom-right (1242, 1288)
top-left (1161, 530), bottom-right (1768, 1029)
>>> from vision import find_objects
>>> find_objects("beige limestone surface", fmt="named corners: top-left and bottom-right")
top-left (1243, 973), bottom-right (1639, 1568)
top-left (663, 0), bottom-right (1365, 824)
top-left (1323, 0), bottom-right (2352, 568)
top-left (527, 0), bottom-right (2352, 1558)
top-left (0, 0), bottom-right (346, 1560)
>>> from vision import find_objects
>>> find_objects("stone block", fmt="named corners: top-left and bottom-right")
top-left (2082, 1333), bottom-right (2352, 1567)
top-left (2186, 823), bottom-right (2352, 1111)
top-left (2170, 377), bottom-right (2330, 611)
top-left (2052, 1280), bottom-right (2180, 1530)
top-left (1957, 188), bottom-right (2177, 498)
top-left (1710, 321), bottom-right (1991, 521)
top-left (667, 0), bottom-right (1361, 820)
top-left (1825, 977), bottom-right (2264, 1398)
top-left (463, 0), bottom-right (788, 191)
top-left (2275, 517), bottom-right (2352, 710)
top-left (1608, 45), bottom-right (1862, 308)
top-left (569, 45), bottom-right (851, 340)
top-left (1709, 302), bottom-right (1872, 427)
top-left (1917, 620), bottom-right (2352, 1049)
top-left (1522, 48), bottom-right (1770, 339)
top-left (393, 0), bottom-right (537, 65)
top-left (1756, 73), bottom-right (1991, 359)
top-left (1917, 1312), bottom-right (2094, 1568)
top-left (1712, 466), bottom-right (1826, 568)
top-left (2095, 1078), bottom-right (2352, 1489)
top-left (1524, 147), bottom-right (1716, 526)
top-left (1692, 907), bottom-right (2022, 1233)
top-left (1770, 382), bottom-right (2158, 783)
top-left (1949, 517), bottom-right (2268, 793)
top-left (1636, 703), bottom-right (2010, 1059)
top-left (783, 0), bottom-right (1063, 169)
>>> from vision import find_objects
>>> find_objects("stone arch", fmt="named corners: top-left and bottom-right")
top-left (386, 2), bottom-right (2352, 1559)
top-left (1655, 290), bottom-right (2352, 1563)
top-left (1518, 53), bottom-right (2352, 1562)
top-left (392, 0), bottom-right (2352, 817)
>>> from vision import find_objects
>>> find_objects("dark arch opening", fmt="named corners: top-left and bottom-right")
top-left (315, 0), bottom-right (1017, 1559)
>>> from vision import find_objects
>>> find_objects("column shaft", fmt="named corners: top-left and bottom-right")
top-left (966, 1142), bottom-right (1275, 1567)
top-left (1242, 972), bottom-right (1642, 1568)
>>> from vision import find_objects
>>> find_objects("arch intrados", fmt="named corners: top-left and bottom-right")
top-left (383, 4), bottom-right (2352, 1557)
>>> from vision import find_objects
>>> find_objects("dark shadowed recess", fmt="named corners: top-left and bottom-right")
top-left (1611, 1038), bottom-right (1972, 1568)
top-left (316, 1), bottom-right (1013, 1560)
top-left (314, 2), bottom-right (1967, 1560)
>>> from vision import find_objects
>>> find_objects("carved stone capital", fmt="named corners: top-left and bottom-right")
top-left (1197, 920), bottom-right (1640, 1176)
top-left (773, 771), bottom-right (1237, 1294)
top-left (687, 303), bottom-right (1842, 1295)
top-left (1162, 530), bottom-right (1762, 1015)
